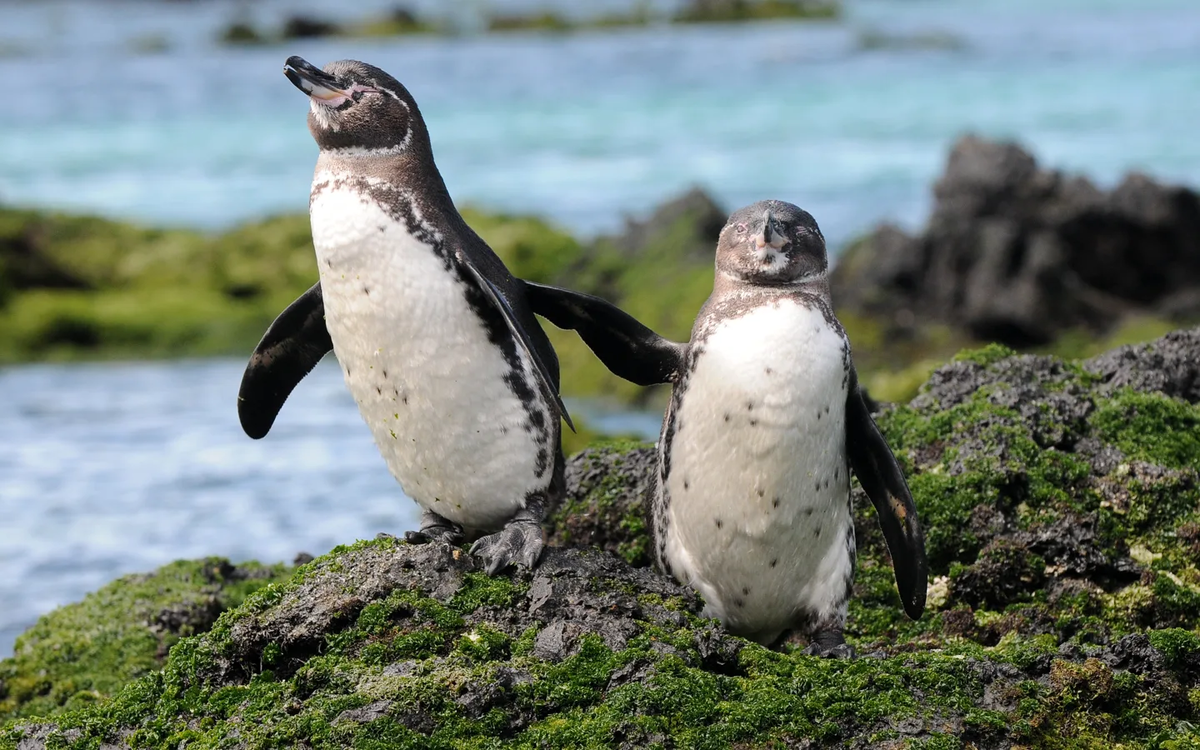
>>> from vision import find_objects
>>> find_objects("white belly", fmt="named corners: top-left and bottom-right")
top-left (660, 299), bottom-right (853, 642)
top-left (310, 178), bottom-right (551, 530)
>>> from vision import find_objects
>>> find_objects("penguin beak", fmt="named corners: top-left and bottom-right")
top-left (754, 210), bottom-right (787, 251)
top-left (284, 56), bottom-right (352, 106)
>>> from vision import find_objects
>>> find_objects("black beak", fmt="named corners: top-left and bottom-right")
top-left (284, 56), bottom-right (349, 101)
top-left (755, 210), bottom-right (786, 250)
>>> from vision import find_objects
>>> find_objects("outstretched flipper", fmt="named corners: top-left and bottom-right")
top-left (845, 369), bottom-right (929, 620)
top-left (458, 259), bottom-right (574, 432)
top-left (523, 281), bottom-right (684, 386)
top-left (238, 283), bottom-right (333, 439)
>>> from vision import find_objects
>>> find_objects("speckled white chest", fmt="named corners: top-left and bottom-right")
top-left (659, 298), bottom-right (853, 644)
top-left (309, 175), bottom-right (549, 530)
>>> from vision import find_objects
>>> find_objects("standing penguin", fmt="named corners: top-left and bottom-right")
top-left (238, 57), bottom-right (574, 574)
top-left (527, 200), bottom-right (927, 654)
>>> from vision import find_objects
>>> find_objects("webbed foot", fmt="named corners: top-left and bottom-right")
top-left (469, 520), bottom-right (544, 575)
top-left (401, 510), bottom-right (464, 545)
top-left (803, 628), bottom-right (855, 659)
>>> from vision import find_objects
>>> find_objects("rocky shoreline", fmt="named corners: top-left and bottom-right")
top-left (216, 1), bottom-right (841, 47)
top-left (832, 135), bottom-right (1200, 348)
top-left (4, 327), bottom-right (1200, 748)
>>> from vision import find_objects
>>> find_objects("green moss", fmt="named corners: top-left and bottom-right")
top-left (450, 573), bottom-right (528, 614)
top-left (487, 12), bottom-right (574, 33)
top-left (1043, 315), bottom-right (1182, 361)
top-left (876, 387), bottom-right (1093, 572)
top-left (953, 342), bottom-right (1017, 367)
top-left (1091, 390), bottom-right (1200, 469)
top-left (0, 558), bottom-right (290, 721)
top-left (347, 10), bottom-right (441, 37)
top-left (218, 21), bottom-right (267, 45)
top-left (1149, 629), bottom-right (1200, 669)
top-left (674, 0), bottom-right (841, 23)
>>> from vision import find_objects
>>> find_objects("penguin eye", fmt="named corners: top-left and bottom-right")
top-left (349, 85), bottom-right (381, 101)
top-left (735, 223), bottom-right (747, 234)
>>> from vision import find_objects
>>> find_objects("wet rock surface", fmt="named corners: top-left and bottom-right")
top-left (6, 328), bottom-right (1200, 747)
top-left (831, 135), bottom-right (1200, 347)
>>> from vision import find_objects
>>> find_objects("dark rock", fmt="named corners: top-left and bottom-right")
top-left (281, 15), bottom-right (341, 39)
top-left (831, 135), bottom-right (1200, 347)
top-left (334, 699), bottom-right (392, 725)
top-left (603, 187), bottom-right (726, 262)
top-left (0, 217), bottom-right (91, 293)
top-left (1015, 513), bottom-right (1139, 586)
top-left (199, 542), bottom-right (700, 686)
top-left (1085, 326), bottom-right (1200, 403)
top-left (949, 539), bottom-right (1047, 609)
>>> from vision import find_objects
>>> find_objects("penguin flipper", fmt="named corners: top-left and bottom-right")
top-left (845, 372), bottom-right (929, 620)
top-left (459, 261), bottom-right (575, 433)
top-left (238, 282), bottom-right (332, 439)
top-left (522, 281), bottom-right (684, 386)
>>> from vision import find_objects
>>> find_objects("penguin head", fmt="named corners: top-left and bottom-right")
top-left (715, 200), bottom-right (828, 285)
top-left (284, 56), bottom-right (426, 154)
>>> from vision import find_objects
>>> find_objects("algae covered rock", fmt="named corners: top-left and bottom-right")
top-left (0, 541), bottom-right (1061, 749)
top-left (7, 328), bottom-right (1200, 748)
top-left (545, 440), bottom-right (658, 568)
top-left (0, 558), bottom-right (289, 722)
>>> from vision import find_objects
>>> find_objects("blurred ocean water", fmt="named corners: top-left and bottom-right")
top-left (1, 0), bottom-right (1198, 249)
top-left (2, 0), bottom-right (1199, 656)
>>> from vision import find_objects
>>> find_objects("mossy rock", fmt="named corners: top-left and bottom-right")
top-left (0, 559), bottom-right (291, 722)
top-left (546, 440), bottom-right (657, 568)
top-left (674, 0), bottom-right (841, 23)
top-left (7, 329), bottom-right (1200, 747)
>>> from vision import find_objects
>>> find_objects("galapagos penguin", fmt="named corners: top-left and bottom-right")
top-left (238, 57), bottom-right (575, 574)
top-left (526, 200), bottom-right (928, 654)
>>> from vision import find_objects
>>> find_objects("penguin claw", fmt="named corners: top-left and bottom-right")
top-left (403, 524), bottom-right (463, 546)
top-left (803, 641), bottom-right (856, 660)
top-left (469, 522), bottom-right (544, 575)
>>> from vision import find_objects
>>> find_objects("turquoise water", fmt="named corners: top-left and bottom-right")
top-left (1, 0), bottom-right (1198, 249)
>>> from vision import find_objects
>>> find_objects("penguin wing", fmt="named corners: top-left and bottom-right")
top-left (458, 260), bottom-right (575, 432)
top-left (523, 281), bottom-right (685, 386)
top-left (237, 282), bottom-right (332, 439)
top-left (845, 370), bottom-right (929, 620)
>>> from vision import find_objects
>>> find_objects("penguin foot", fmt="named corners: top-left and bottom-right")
top-left (402, 510), bottom-right (464, 545)
top-left (403, 527), bottom-right (464, 544)
top-left (469, 521), bottom-right (544, 575)
top-left (804, 641), bottom-right (856, 659)
top-left (802, 625), bottom-right (855, 659)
